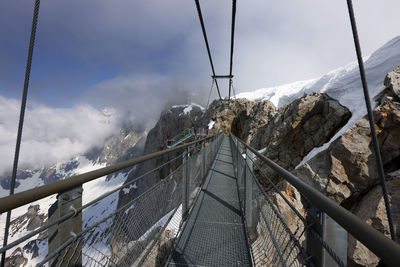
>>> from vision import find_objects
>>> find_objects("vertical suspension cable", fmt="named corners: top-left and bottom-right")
top-left (194, 0), bottom-right (222, 101)
top-left (1, 0), bottom-right (41, 266)
top-left (206, 78), bottom-right (215, 109)
top-left (228, 0), bottom-right (237, 100)
top-left (346, 0), bottom-right (396, 241)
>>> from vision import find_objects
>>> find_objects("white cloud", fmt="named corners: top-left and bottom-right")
top-left (0, 95), bottom-right (119, 176)
top-left (84, 73), bottom-right (208, 128)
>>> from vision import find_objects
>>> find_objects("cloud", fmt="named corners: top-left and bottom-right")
top-left (1, 0), bottom-right (400, 176)
top-left (0, 95), bottom-right (119, 176)
top-left (84, 73), bottom-right (211, 129)
top-left (2, 0), bottom-right (400, 103)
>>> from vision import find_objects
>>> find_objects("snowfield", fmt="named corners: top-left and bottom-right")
top-left (0, 156), bottom-right (129, 266)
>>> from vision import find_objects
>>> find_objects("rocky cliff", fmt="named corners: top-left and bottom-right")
top-left (294, 67), bottom-right (400, 266)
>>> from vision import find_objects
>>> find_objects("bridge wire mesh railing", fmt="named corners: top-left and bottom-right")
top-left (0, 134), bottom-right (222, 266)
top-left (230, 134), bottom-right (400, 267)
top-left (230, 136), bottom-right (311, 266)
top-left (230, 135), bottom-right (352, 267)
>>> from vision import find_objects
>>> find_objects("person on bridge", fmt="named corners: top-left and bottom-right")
top-left (206, 127), bottom-right (209, 135)
top-left (167, 136), bottom-right (172, 146)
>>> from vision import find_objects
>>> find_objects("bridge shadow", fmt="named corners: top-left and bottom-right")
top-left (202, 189), bottom-right (241, 216)
top-left (214, 158), bottom-right (233, 165)
top-left (211, 168), bottom-right (236, 180)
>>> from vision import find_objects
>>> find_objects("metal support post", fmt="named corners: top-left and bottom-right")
top-left (235, 138), bottom-right (239, 179)
top-left (182, 147), bottom-right (189, 220)
top-left (306, 202), bottom-right (324, 267)
top-left (48, 185), bottom-right (82, 266)
top-left (323, 213), bottom-right (347, 267)
top-left (202, 141), bottom-right (206, 180)
top-left (244, 148), bottom-right (253, 231)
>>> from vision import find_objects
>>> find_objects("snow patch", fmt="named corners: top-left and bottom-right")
top-left (208, 120), bottom-right (215, 129)
top-left (172, 103), bottom-right (205, 115)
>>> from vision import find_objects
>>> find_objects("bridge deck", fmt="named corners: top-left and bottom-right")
top-left (168, 136), bottom-right (251, 266)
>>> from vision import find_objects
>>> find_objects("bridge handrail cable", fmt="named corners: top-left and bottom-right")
top-left (231, 134), bottom-right (400, 266)
top-left (0, 134), bottom-right (215, 214)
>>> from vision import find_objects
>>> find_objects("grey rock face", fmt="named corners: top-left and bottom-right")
top-left (295, 98), bottom-right (400, 206)
top-left (375, 66), bottom-right (400, 105)
top-left (347, 175), bottom-right (400, 267)
top-left (203, 99), bottom-right (255, 133)
top-left (5, 248), bottom-right (27, 267)
top-left (98, 125), bottom-right (146, 166)
top-left (251, 92), bottom-right (351, 179)
top-left (10, 205), bottom-right (47, 234)
top-left (384, 66), bottom-right (400, 99)
top-left (231, 100), bottom-right (276, 143)
top-left (119, 105), bottom-right (204, 206)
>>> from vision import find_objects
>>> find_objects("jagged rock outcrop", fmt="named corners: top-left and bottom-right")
top-left (10, 205), bottom-right (47, 235)
top-left (348, 172), bottom-right (400, 267)
top-left (376, 66), bottom-right (400, 105)
top-left (5, 248), bottom-right (27, 267)
top-left (231, 100), bottom-right (276, 143)
top-left (118, 105), bottom-right (205, 207)
top-left (98, 124), bottom-right (145, 166)
top-left (251, 92), bottom-right (351, 179)
top-left (5, 205), bottom-right (47, 266)
top-left (294, 98), bottom-right (400, 206)
top-left (202, 99), bottom-right (256, 133)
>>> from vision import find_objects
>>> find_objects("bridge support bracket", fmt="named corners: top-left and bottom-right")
top-left (306, 201), bottom-right (347, 267)
top-left (182, 147), bottom-right (189, 220)
top-left (48, 185), bottom-right (82, 266)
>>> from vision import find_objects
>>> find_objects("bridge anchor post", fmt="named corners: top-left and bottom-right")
top-left (306, 202), bottom-right (347, 267)
top-left (182, 147), bottom-right (189, 220)
top-left (202, 141), bottom-right (206, 180)
top-left (244, 148), bottom-right (256, 235)
top-left (48, 185), bottom-right (82, 266)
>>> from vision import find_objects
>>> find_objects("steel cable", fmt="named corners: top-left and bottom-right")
top-left (346, 0), bottom-right (396, 241)
top-left (194, 0), bottom-right (222, 101)
top-left (206, 78), bottom-right (215, 109)
top-left (1, 1), bottom-right (40, 266)
top-left (228, 0), bottom-right (237, 100)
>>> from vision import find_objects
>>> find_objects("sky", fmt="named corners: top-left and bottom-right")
top-left (0, 0), bottom-right (399, 175)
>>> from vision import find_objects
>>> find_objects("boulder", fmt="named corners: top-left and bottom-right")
top-left (295, 98), bottom-right (400, 206)
top-left (202, 99), bottom-right (255, 133)
top-left (231, 100), bottom-right (276, 143)
top-left (347, 174), bottom-right (400, 267)
top-left (375, 66), bottom-right (400, 104)
top-left (251, 92), bottom-right (351, 180)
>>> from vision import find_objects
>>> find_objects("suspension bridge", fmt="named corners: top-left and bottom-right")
top-left (1, 0), bottom-right (400, 266)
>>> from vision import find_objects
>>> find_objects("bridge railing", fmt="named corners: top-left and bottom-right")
top-left (0, 133), bottom-right (223, 266)
top-left (230, 134), bottom-right (400, 267)
top-left (166, 128), bottom-right (210, 148)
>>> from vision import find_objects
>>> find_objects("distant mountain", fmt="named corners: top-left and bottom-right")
top-left (0, 124), bottom-right (146, 266)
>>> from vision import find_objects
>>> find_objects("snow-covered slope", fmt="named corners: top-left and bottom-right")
top-left (237, 36), bottom-right (400, 164)
top-left (0, 156), bottom-right (129, 266)
top-left (0, 126), bottom-right (146, 266)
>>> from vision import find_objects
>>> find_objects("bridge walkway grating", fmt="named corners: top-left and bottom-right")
top-left (167, 136), bottom-right (252, 266)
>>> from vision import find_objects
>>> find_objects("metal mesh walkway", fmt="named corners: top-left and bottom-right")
top-left (167, 136), bottom-right (251, 266)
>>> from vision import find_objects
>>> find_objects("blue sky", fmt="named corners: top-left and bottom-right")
top-left (1, 0), bottom-right (399, 111)
top-left (0, 0), bottom-right (400, 174)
